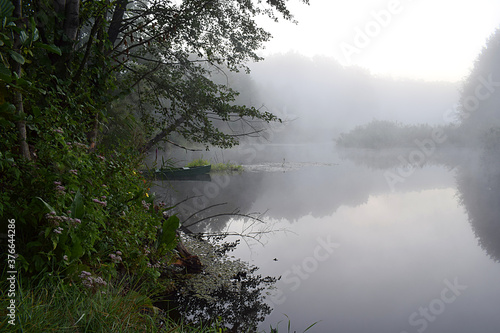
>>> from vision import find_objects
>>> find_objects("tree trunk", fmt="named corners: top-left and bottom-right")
top-left (173, 231), bottom-right (202, 274)
top-left (15, 100), bottom-right (30, 160)
top-left (108, 0), bottom-right (128, 46)
top-left (12, 0), bottom-right (30, 160)
top-left (63, 0), bottom-right (80, 41)
top-left (88, 113), bottom-right (99, 150)
top-left (53, 0), bottom-right (79, 78)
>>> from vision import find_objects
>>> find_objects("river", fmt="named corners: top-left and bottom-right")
top-left (152, 142), bottom-right (500, 332)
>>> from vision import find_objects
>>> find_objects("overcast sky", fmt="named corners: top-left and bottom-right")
top-left (258, 0), bottom-right (500, 82)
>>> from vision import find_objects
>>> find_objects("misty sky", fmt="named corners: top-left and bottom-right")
top-left (258, 0), bottom-right (500, 82)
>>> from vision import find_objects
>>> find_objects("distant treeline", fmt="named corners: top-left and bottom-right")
top-left (335, 120), bottom-right (453, 149)
top-left (336, 27), bottom-right (500, 151)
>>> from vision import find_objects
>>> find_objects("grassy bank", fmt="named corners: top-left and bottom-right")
top-left (0, 274), bottom-right (232, 332)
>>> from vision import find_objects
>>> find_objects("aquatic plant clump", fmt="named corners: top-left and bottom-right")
top-left (172, 235), bottom-right (278, 331)
top-left (180, 236), bottom-right (252, 300)
top-left (186, 158), bottom-right (244, 173)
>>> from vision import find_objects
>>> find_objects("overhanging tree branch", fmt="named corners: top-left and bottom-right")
top-left (108, 0), bottom-right (129, 46)
top-left (140, 116), bottom-right (186, 153)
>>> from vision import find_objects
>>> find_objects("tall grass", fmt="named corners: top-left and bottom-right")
top-left (186, 158), bottom-right (243, 173)
top-left (0, 274), bottom-right (161, 332)
top-left (0, 273), bottom-right (257, 332)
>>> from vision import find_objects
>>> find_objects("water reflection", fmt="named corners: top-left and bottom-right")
top-left (151, 144), bottom-right (500, 332)
top-left (160, 237), bottom-right (276, 332)
top-left (340, 145), bottom-right (500, 263)
top-left (153, 147), bottom-right (456, 231)
top-left (456, 147), bottom-right (500, 262)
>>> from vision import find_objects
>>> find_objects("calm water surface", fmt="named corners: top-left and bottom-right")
top-left (153, 143), bottom-right (500, 332)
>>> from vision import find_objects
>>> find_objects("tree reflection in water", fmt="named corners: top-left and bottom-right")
top-left (456, 132), bottom-right (500, 263)
top-left (162, 235), bottom-right (277, 332)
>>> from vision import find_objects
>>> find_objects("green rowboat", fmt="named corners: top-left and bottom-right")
top-left (144, 165), bottom-right (211, 180)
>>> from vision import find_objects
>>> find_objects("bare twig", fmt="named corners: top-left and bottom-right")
top-left (183, 202), bottom-right (230, 225)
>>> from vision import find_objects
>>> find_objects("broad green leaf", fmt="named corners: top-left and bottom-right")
top-left (34, 42), bottom-right (62, 56)
top-left (36, 196), bottom-right (56, 214)
top-left (26, 241), bottom-right (43, 249)
top-left (0, 0), bottom-right (14, 18)
top-left (0, 63), bottom-right (10, 82)
top-left (13, 166), bottom-right (20, 179)
top-left (8, 50), bottom-right (25, 64)
top-left (32, 105), bottom-right (41, 117)
top-left (69, 190), bottom-right (84, 219)
top-left (16, 77), bottom-right (32, 87)
top-left (19, 30), bottom-right (28, 44)
top-left (159, 215), bottom-right (179, 251)
top-left (71, 239), bottom-right (84, 259)
top-left (58, 232), bottom-right (68, 250)
top-left (32, 27), bottom-right (39, 42)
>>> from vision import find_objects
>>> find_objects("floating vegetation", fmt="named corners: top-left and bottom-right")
top-left (167, 235), bottom-right (278, 331)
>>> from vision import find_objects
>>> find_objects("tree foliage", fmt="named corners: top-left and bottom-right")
top-left (1, 0), bottom-right (308, 153)
top-left (117, 0), bottom-right (308, 150)
top-left (0, 1), bottom-right (301, 329)
top-left (0, 0), bottom-right (305, 293)
top-left (457, 27), bottom-right (500, 144)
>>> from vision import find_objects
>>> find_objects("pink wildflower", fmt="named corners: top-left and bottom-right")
top-left (55, 185), bottom-right (66, 195)
top-left (109, 253), bottom-right (122, 263)
top-left (72, 142), bottom-right (88, 149)
top-left (79, 271), bottom-right (92, 278)
top-left (92, 198), bottom-right (107, 207)
top-left (141, 200), bottom-right (151, 210)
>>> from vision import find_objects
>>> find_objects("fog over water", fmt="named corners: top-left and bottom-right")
top-left (151, 28), bottom-right (500, 332)
top-left (237, 54), bottom-right (459, 143)
top-left (153, 143), bottom-right (500, 332)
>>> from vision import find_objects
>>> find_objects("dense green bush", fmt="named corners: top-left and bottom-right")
top-left (0, 121), bottom-right (179, 279)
